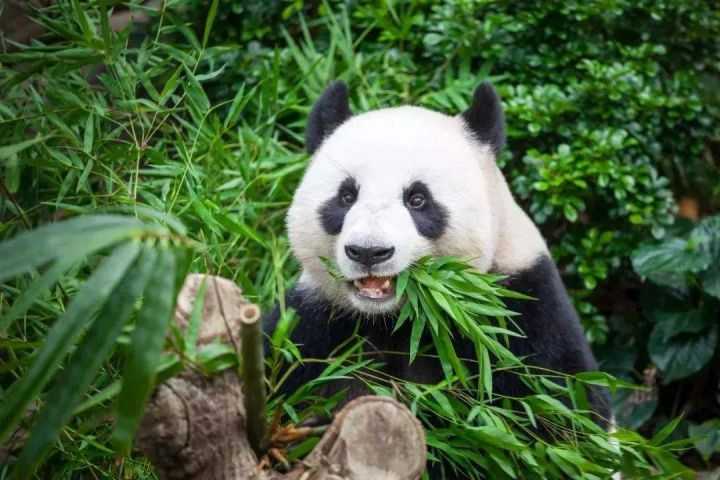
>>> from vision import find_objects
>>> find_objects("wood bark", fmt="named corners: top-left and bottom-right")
top-left (137, 274), bottom-right (427, 480)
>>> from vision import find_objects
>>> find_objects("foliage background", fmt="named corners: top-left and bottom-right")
top-left (1, 0), bottom-right (719, 477)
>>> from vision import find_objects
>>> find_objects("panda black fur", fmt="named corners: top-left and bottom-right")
top-left (265, 81), bottom-right (611, 435)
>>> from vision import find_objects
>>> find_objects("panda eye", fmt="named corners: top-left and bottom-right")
top-left (340, 190), bottom-right (357, 206)
top-left (407, 192), bottom-right (426, 209)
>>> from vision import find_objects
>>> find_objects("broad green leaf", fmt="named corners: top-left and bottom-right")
top-left (632, 237), bottom-right (712, 289)
top-left (114, 247), bottom-right (177, 455)
top-left (701, 261), bottom-right (720, 299)
top-left (12, 243), bottom-right (155, 476)
top-left (613, 388), bottom-right (657, 430)
top-left (688, 419), bottom-right (720, 461)
top-left (648, 319), bottom-right (717, 383)
top-left (0, 241), bottom-right (141, 442)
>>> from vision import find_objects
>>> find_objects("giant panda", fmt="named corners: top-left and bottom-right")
top-left (265, 81), bottom-right (611, 471)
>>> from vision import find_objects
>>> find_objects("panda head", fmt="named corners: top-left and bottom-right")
top-left (288, 81), bottom-right (545, 315)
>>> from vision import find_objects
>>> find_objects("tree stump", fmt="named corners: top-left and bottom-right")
top-left (137, 274), bottom-right (427, 480)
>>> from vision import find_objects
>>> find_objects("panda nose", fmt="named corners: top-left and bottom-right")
top-left (344, 244), bottom-right (395, 267)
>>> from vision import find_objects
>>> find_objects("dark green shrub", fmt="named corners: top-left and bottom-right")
top-left (627, 215), bottom-right (720, 463)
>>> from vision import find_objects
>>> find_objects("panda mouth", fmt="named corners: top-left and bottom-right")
top-left (351, 275), bottom-right (396, 300)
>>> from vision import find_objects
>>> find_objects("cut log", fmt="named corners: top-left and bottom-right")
top-left (137, 274), bottom-right (426, 480)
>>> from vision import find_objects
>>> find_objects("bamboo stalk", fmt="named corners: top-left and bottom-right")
top-left (239, 303), bottom-right (267, 456)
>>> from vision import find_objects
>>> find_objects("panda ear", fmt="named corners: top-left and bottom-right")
top-left (461, 82), bottom-right (506, 155)
top-left (306, 81), bottom-right (352, 155)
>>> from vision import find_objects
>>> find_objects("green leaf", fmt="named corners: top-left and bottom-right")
top-left (393, 304), bottom-right (412, 333)
top-left (0, 215), bottom-right (146, 283)
top-left (701, 261), bottom-right (720, 299)
top-left (563, 204), bottom-right (578, 222)
top-left (184, 276), bottom-right (208, 358)
top-left (395, 269), bottom-right (410, 299)
top-left (223, 83), bottom-right (255, 129)
top-left (71, 0), bottom-right (97, 43)
top-left (688, 419), bottom-right (720, 461)
top-left (113, 247), bottom-right (177, 455)
top-left (613, 388), bottom-right (657, 430)
top-left (0, 135), bottom-right (51, 161)
top-left (409, 313), bottom-right (426, 364)
top-left (648, 320), bottom-right (718, 383)
top-left (433, 327), bottom-right (465, 384)
top-left (651, 416), bottom-right (684, 446)
top-left (83, 112), bottom-right (94, 155)
top-left (12, 243), bottom-right (155, 476)
top-left (202, 0), bottom-right (220, 48)
top-left (159, 66), bottom-right (183, 106)
top-left (98, 0), bottom-right (112, 54)
top-left (0, 256), bottom-right (77, 332)
top-left (0, 241), bottom-right (141, 443)
top-left (469, 425), bottom-right (526, 451)
top-left (632, 237), bottom-right (712, 289)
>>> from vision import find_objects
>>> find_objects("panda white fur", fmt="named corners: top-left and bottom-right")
top-left (265, 81), bottom-right (611, 438)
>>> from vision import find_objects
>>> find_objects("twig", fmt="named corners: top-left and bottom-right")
top-left (239, 303), bottom-right (267, 456)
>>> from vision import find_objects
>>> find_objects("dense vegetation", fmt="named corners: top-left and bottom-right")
top-left (0, 0), bottom-right (718, 477)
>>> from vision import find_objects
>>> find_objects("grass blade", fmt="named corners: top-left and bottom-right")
top-left (12, 242), bottom-right (156, 477)
top-left (0, 241), bottom-right (141, 442)
top-left (113, 247), bottom-right (177, 455)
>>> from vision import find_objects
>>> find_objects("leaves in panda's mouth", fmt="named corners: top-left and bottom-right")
top-left (395, 256), bottom-right (533, 396)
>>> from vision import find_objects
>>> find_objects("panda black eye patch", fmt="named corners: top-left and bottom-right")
top-left (318, 177), bottom-right (358, 235)
top-left (403, 181), bottom-right (448, 240)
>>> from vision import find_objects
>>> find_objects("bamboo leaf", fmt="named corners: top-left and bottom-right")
top-left (0, 135), bottom-right (51, 161)
top-left (202, 0), bottom-right (220, 48)
top-left (0, 215), bottom-right (147, 283)
top-left (184, 276), bottom-right (208, 359)
top-left (409, 314), bottom-right (426, 364)
top-left (0, 241), bottom-right (141, 443)
top-left (113, 247), bottom-right (177, 455)
top-left (12, 242), bottom-right (156, 477)
top-left (98, 0), bottom-right (112, 55)
top-left (83, 112), bottom-right (94, 155)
